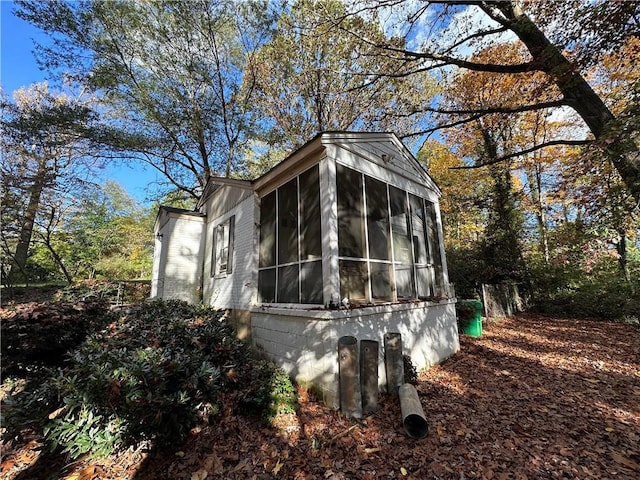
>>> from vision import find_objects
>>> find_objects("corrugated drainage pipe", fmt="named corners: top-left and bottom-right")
top-left (338, 336), bottom-right (362, 418)
top-left (399, 383), bottom-right (429, 439)
top-left (360, 340), bottom-right (379, 414)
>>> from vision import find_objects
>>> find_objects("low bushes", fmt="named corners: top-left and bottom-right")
top-left (1, 301), bottom-right (114, 375)
top-left (237, 359), bottom-right (298, 421)
top-left (528, 260), bottom-right (640, 321)
top-left (54, 279), bottom-right (151, 304)
top-left (2, 299), bottom-right (297, 459)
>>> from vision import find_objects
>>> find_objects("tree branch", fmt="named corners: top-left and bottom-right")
top-left (387, 99), bottom-right (568, 119)
top-left (451, 139), bottom-right (593, 169)
top-left (441, 25), bottom-right (511, 55)
top-left (399, 99), bottom-right (570, 140)
top-left (402, 113), bottom-right (485, 138)
top-left (333, 14), bottom-right (536, 74)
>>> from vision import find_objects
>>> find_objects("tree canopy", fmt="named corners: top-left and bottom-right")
top-left (249, 0), bottom-right (436, 157)
top-left (1, 83), bottom-right (108, 284)
top-left (337, 0), bottom-right (640, 204)
top-left (17, 0), bottom-right (276, 199)
top-left (6, 0), bottom-right (639, 300)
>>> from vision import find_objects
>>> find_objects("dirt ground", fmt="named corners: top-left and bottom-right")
top-left (2, 313), bottom-right (639, 479)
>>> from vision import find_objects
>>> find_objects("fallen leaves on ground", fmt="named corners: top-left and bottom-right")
top-left (2, 313), bottom-right (638, 479)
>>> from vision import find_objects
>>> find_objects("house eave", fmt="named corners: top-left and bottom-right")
top-left (198, 131), bottom-right (443, 201)
top-left (324, 131), bottom-right (443, 197)
top-left (252, 134), bottom-right (326, 192)
top-left (155, 205), bottom-right (206, 231)
top-left (197, 177), bottom-right (254, 209)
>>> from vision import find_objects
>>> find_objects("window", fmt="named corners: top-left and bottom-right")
top-left (300, 166), bottom-right (322, 260)
top-left (336, 163), bottom-right (365, 258)
top-left (258, 165), bottom-right (323, 304)
top-left (410, 193), bottom-right (431, 299)
top-left (426, 201), bottom-right (445, 295)
top-left (259, 192), bottom-right (276, 268)
top-left (366, 176), bottom-right (390, 261)
top-left (336, 164), bottom-right (443, 304)
top-left (278, 178), bottom-right (298, 264)
top-left (257, 162), bottom-right (445, 306)
top-left (390, 186), bottom-right (414, 299)
top-left (212, 215), bottom-right (234, 276)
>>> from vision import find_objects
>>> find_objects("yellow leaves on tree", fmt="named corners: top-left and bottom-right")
top-left (419, 140), bottom-right (487, 248)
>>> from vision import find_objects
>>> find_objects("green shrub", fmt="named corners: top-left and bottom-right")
top-left (42, 300), bottom-right (249, 457)
top-left (44, 405), bottom-right (124, 459)
top-left (5, 299), bottom-right (300, 459)
top-left (1, 301), bottom-right (113, 376)
top-left (54, 280), bottom-right (151, 304)
top-left (264, 364), bottom-right (298, 418)
top-left (528, 258), bottom-right (640, 320)
top-left (236, 359), bottom-right (298, 421)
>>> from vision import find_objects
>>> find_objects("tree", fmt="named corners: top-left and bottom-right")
top-left (65, 182), bottom-right (154, 280)
top-left (419, 140), bottom-right (486, 249)
top-left (0, 83), bottom-right (105, 285)
top-left (544, 35), bottom-right (640, 282)
top-left (419, 140), bottom-right (491, 297)
top-left (442, 43), bottom-right (559, 283)
top-left (16, 0), bottom-right (275, 199)
top-left (250, 0), bottom-right (437, 156)
top-left (340, 0), bottom-right (640, 204)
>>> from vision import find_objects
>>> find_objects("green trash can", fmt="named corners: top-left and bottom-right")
top-left (458, 300), bottom-right (483, 337)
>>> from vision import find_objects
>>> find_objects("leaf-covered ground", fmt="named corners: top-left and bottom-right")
top-left (2, 313), bottom-right (639, 479)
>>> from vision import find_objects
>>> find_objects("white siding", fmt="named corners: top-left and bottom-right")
top-left (150, 235), bottom-right (163, 298)
top-left (151, 132), bottom-right (458, 408)
top-left (155, 215), bottom-right (205, 304)
top-left (202, 194), bottom-right (258, 310)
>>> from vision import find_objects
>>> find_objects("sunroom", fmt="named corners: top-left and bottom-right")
top-left (256, 150), bottom-right (447, 308)
top-left (153, 132), bottom-right (460, 407)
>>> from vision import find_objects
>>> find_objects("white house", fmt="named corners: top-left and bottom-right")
top-left (151, 132), bottom-right (460, 407)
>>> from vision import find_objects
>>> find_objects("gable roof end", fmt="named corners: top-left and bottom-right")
top-left (198, 131), bottom-right (442, 202)
top-left (197, 177), bottom-right (254, 209)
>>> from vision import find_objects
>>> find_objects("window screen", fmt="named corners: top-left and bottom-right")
top-left (258, 165), bottom-right (323, 304)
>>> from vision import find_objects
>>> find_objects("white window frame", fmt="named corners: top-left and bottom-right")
top-left (336, 164), bottom-right (443, 305)
top-left (212, 215), bottom-right (234, 277)
top-left (257, 165), bottom-right (324, 305)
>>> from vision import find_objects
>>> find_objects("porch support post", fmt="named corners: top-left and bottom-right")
top-left (320, 154), bottom-right (340, 307)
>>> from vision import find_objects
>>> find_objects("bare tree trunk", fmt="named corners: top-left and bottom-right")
top-left (616, 228), bottom-right (631, 284)
top-left (526, 163), bottom-right (550, 264)
top-left (39, 207), bottom-right (73, 284)
top-left (44, 239), bottom-right (73, 284)
top-left (8, 158), bottom-right (48, 285)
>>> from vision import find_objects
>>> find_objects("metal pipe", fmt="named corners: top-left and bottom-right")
top-left (338, 335), bottom-right (362, 418)
top-left (360, 339), bottom-right (379, 415)
top-left (384, 332), bottom-right (404, 394)
top-left (399, 383), bottom-right (429, 438)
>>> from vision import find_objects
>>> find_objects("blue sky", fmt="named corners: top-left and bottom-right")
top-left (1, 0), bottom-right (158, 204)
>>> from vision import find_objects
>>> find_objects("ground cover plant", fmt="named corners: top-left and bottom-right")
top-left (1, 300), bottom-right (114, 377)
top-left (1, 298), bottom-right (296, 472)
